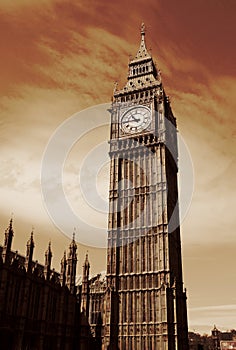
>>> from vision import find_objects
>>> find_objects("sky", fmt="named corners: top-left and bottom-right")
top-left (0, 0), bottom-right (236, 334)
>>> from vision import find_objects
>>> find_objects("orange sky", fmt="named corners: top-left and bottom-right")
top-left (0, 0), bottom-right (236, 334)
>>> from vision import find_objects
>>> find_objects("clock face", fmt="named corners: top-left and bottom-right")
top-left (120, 106), bottom-right (151, 134)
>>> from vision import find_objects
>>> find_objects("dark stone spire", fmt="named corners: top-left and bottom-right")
top-left (60, 250), bottom-right (67, 287)
top-left (44, 241), bottom-right (52, 281)
top-left (2, 218), bottom-right (14, 264)
top-left (66, 231), bottom-right (77, 294)
top-left (81, 253), bottom-right (90, 315)
top-left (24, 230), bottom-right (35, 272)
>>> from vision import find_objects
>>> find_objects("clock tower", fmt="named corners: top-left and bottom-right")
top-left (103, 24), bottom-right (189, 350)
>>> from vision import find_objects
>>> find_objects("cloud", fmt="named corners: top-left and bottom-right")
top-left (191, 305), bottom-right (236, 312)
top-left (175, 75), bottom-right (236, 247)
top-left (0, 0), bottom-right (51, 8)
top-left (36, 27), bottom-right (132, 98)
top-left (189, 304), bottom-right (236, 333)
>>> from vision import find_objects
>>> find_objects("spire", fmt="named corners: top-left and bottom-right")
top-left (2, 218), bottom-right (14, 264)
top-left (85, 252), bottom-right (89, 265)
top-left (114, 23), bottom-right (159, 95)
top-left (69, 230), bottom-right (77, 256)
top-left (135, 22), bottom-right (151, 60)
top-left (24, 230), bottom-right (35, 272)
top-left (66, 232), bottom-right (77, 294)
top-left (45, 241), bottom-right (52, 263)
top-left (4, 218), bottom-right (14, 246)
top-left (60, 250), bottom-right (67, 287)
top-left (82, 252), bottom-right (90, 280)
top-left (44, 241), bottom-right (52, 280)
top-left (81, 252), bottom-right (90, 315)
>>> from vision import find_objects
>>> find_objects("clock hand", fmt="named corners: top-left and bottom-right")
top-left (130, 116), bottom-right (140, 122)
top-left (122, 119), bottom-right (140, 124)
top-left (129, 112), bottom-right (140, 122)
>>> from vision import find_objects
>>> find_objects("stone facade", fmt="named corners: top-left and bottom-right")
top-left (102, 24), bottom-right (189, 350)
top-left (0, 221), bottom-right (80, 350)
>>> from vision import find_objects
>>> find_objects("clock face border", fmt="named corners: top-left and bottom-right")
top-left (120, 105), bottom-right (151, 136)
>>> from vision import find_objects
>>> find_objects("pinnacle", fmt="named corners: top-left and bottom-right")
top-left (135, 22), bottom-right (151, 60)
top-left (85, 252), bottom-right (89, 264)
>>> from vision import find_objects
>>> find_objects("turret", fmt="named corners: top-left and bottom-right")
top-left (44, 241), bottom-right (52, 281)
top-left (66, 232), bottom-right (77, 294)
top-left (24, 231), bottom-right (35, 272)
top-left (60, 250), bottom-right (67, 287)
top-left (2, 218), bottom-right (14, 264)
top-left (81, 253), bottom-right (90, 316)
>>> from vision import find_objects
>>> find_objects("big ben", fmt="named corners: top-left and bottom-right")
top-left (103, 24), bottom-right (189, 350)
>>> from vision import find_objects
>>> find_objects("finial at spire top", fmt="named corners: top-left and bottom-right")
top-left (84, 252), bottom-right (90, 268)
top-left (141, 22), bottom-right (145, 35)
